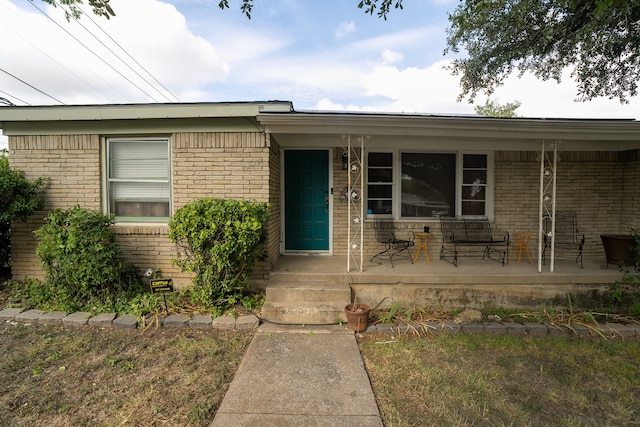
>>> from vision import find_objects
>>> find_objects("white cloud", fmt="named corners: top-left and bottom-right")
top-left (380, 49), bottom-right (404, 66)
top-left (0, 0), bottom-right (230, 104)
top-left (335, 21), bottom-right (356, 38)
top-left (314, 59), bottom-right (640, 119)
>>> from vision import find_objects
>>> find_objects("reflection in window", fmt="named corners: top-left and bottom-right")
top-left (107, 137), bottom-right (171, 221)
top-left (367, 152), bottom-right (393, 214)
top-left (462, 154), bottom-right (487, 216)
top-left (401, 153), bottom-right (455, 218)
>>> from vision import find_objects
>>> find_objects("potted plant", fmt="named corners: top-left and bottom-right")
top-left (345, 298), bottom-right (370, 331)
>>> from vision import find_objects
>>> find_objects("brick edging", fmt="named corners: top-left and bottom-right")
top-left (0, 308), bottom-right (259, 331)
top-left (3, 307), bottom-right (639, 339)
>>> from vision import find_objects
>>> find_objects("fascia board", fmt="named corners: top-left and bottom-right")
top-left (0, 102), bottom-right (291, 123)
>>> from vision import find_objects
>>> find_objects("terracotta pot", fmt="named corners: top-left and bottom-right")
top-left (345, 303), bottom-right (370, 331)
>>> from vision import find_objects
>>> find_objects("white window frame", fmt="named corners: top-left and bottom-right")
top-left (105, 136), bottom-right (172, 222)
top-left (365, 149), bottom-right (494, 220)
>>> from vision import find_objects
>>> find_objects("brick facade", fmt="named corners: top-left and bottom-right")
top-left (8, 128), bottom-right (640, 286)
top-left (8, 131), bottom-right (277, 288)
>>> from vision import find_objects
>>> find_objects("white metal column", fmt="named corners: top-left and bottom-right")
top-left (345, 135), bottom-right (364, 273)
top-left (538, 140), bottom-right (558, 273)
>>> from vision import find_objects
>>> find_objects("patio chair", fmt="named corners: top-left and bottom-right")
top-left (370, 217), bottom-right (415, 267)
top-left (542, 211), bottom-right (585, 268)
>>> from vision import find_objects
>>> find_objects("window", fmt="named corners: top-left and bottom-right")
top-left (367, 150), bottom-right (491, 219)
top-left (366, 152), bottom-right (393, 214)
top-left (401, 153), bottom-right (455, 217)
top-left (107, 137), bottom-right (171, 221)
top-left (461, 154), bottom-right (487, 216)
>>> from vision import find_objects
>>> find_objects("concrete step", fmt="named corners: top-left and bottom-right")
top-left (261, 302), bottom-right (348, 325)
top-left (265, 282), bottom-right (351, 304)
top-left (262, 282), bottom-right (351, 325)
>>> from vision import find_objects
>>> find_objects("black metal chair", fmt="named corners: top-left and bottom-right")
top-left (370, 218), bottom-right (415, 267)
top-left (543, 211), bottom-right (585, 268)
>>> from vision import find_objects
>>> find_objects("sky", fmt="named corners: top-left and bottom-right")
top-left (1, 0), bottom-right (640, 150)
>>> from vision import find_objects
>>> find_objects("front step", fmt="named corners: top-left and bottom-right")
top-left (261, 282), bottom-right (351, 325)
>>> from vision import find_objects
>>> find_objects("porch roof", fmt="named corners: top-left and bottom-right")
top-left (258, 111), bottom-right (640, 151)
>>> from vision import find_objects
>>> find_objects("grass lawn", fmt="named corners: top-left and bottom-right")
top-left (0, 322), bottom-right (253, 427)
top-left (359, 333), bottom-right (640, 426)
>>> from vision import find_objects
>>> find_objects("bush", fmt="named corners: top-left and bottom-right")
top-left (34, 205), bottom-right (145, 312)
top-left (168, 198), bottom-right (269, 311)
top-left (0, 149), bottom-right (47, 274)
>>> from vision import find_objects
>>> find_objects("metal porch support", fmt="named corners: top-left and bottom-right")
top-left (538, 140), bottom-right (558, 273)
top-left (344, 135), bottom-right (365, 272)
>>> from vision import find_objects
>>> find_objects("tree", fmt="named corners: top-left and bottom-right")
top-left (474, 99), bottom-right (521, 117)
top-left (445, 1), bottom-right (640, 103)
top-left (217, 0), bottom-right (403, 19)
top-left (40, 0), bottom-right (115, 20)
top-left (41, 0), bottom-right (403, 21)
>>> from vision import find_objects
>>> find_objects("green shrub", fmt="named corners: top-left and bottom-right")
top-left (34, 205), bottom-right (145, 312)
top-left (168, 198), bottom-right (269, 311)
top-left (0, 149), bottom-right (48, 274)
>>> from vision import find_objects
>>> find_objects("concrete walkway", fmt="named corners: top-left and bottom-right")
top-left (211, 323), bottom-right (383, 427)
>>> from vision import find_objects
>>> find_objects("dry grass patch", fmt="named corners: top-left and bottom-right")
top-left (359, 333), bottom-right (640, 426)
top-left (0, 322), bottom-right (253, 426)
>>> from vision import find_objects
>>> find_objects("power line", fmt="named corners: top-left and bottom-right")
top-left (0, 88), bottom-right (30, 106)
top-left (26, 0), bottom-right (163, 102)
top-left (0, 67), bottom-right (65, 104)
top-left (72, 3), bottom-right (181, 102)
top-left (0, 2), bottom-right (131, 104)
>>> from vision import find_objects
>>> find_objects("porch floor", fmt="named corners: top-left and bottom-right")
top-left (269, 254), bottom-right (630, 310)
top-left (271, 254), bottom-right (626, 283)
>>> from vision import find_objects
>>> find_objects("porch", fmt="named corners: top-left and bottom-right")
top-left (262, 253), bottom-right (629, 325)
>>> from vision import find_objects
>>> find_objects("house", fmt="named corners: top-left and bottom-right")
top-left (1, 102), bottom-right (639, 322)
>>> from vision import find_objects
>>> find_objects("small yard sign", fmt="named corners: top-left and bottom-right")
top-left (150, 278), bottom-right (174, 293)
top-left (150, 278), bottom-right (173, 314)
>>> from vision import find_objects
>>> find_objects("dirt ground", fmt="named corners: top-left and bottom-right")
top-left (0, 321), bottom-right (253, 427)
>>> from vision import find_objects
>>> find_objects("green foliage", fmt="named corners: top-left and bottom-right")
top-left (474, 98), bottom-right (522, 118)
top-left (39, 0), bottom-right (115, 20)
top-left (0, 149), bottom-right (48, 272)
top-left (33, 205), bottom-right (145, 312)
top-left (168, 198), bottom-right (269, 311)
top-left (217, 0), bottom-right (403, 19)
top-left (446, 0), bottom-right (640, 103)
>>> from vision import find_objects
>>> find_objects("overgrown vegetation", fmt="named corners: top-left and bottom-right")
top-left (32, 205), bottom-right (145, 313)
top-left (168, 198), bottom-right (269, 314)
top-left (0, 149), bottom-right (48, 276)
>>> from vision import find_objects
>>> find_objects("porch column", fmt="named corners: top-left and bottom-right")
top-left (344, 135), bottom-right (365, 273)
top-left (538, 140), bottom-right (559, 273)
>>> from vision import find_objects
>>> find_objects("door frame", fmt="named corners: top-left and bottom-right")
top-left (280, 148), bottom-right (333, 255)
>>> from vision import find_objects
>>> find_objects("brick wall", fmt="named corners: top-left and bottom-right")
top-left (494, 151), bottom-right (629, 261)
top-left (622, 150), bottom-right (640, 230)
top-left (9, 135), bottom-right (101, 280)
top-left (8, 131), bottom-right (276, 288)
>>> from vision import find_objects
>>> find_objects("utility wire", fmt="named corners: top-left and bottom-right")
top-left (71, 3), bottom-right (181, 102)
top-left (0, 88), bottom-right (30, 106)
top-left (27, 0), bottom-right (162, 102)
top-left (0, 1), bottom-right (129, 104)
top-left (0, 68), bottom-right (65, 104)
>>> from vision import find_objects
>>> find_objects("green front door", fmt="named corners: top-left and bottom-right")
top-left (284, 150), bottom-right (329, 251)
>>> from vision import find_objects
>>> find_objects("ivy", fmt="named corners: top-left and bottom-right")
top-left (168, 198), bottom-right (269, 311)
